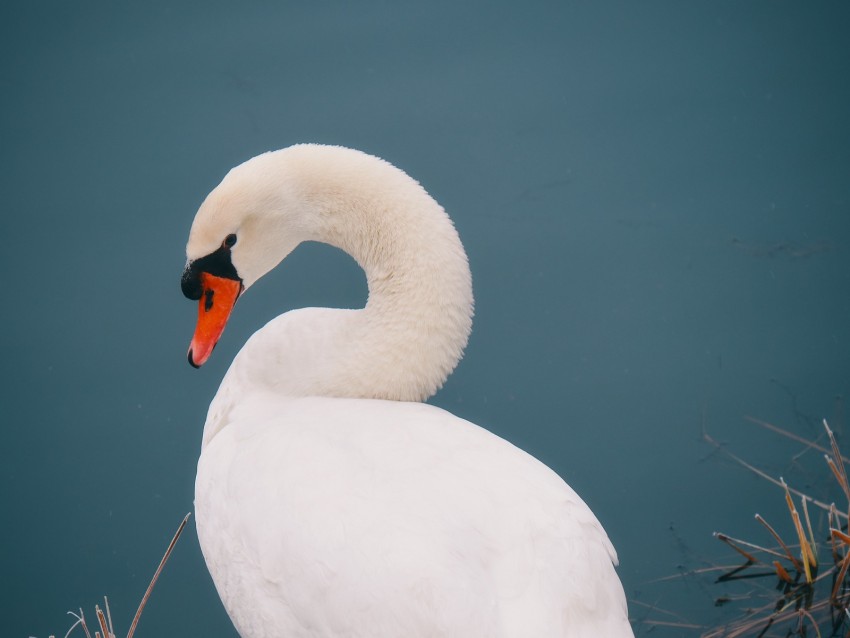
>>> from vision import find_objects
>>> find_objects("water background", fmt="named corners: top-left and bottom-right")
top-left (3, 2), bottom-right (850, 635)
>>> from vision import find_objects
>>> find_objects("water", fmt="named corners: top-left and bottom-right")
top-left (2, 1), bottom-right (849, 635)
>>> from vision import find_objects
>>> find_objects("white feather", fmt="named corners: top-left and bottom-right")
top-left (188, 145), bottom-right (633, 637)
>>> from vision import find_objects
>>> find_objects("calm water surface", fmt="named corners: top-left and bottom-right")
top-left (2, 2), bottom-right (850, 635)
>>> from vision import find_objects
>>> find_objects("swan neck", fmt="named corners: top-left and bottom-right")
top-left (309, 166), bottom-right (473, 402)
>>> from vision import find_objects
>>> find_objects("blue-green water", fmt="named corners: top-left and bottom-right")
top-left (2, 2), bottom-right (849, 636)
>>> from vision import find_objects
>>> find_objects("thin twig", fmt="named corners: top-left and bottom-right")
top-left (95, 606), bottom-right (110, 638)
top-left (773, 560), bottom-right (794, 584)
top-left (745, 415), bottom-right (849, 464)
top-left (754, 513), bottom-right (803, 571)
top-left (77, 609), bottom-right (92, 638)
top-left (126, 512), bottom-right (191, 638)
top-left (800, 607), bottom-right (823, 638)
top-left (827, 455), bottom-right (850, 505)
top-left (834, 528), bottom-right (850, 546)
top-left (783, 478), bottom-right (817, 582)
top-left (714, 532), bottom-right (762, 564)
top-left (802, 494), bottom-right (818, 563)
top-left (832, 550), bottom-right (850, 603)
top-left (62, 612), bottom-right (84, 638)
top-left (704, 432), bottom-right (845, 519)
top-left (103, 598), bottom-right (114, 638)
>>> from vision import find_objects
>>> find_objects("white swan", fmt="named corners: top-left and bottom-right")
top-left (182, 144), bottom-right (633, 637)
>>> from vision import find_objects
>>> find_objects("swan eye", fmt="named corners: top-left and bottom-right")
top-left (223, 234), bottom-right (237, 248)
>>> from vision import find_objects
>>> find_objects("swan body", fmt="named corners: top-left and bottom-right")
top-left (183, 145), bottom-right (633, 637)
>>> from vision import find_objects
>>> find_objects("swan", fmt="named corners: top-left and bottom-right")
top-left (181, 144), bottom-right (633, 637)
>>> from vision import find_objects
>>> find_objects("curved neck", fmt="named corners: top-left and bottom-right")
top-left (220, 146), bottom-right (473, 407)
top-left (316, 164), bottom-right (474, 402)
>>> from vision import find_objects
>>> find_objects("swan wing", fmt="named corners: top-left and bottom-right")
top-left (196, 396), bottom-right (632, 637)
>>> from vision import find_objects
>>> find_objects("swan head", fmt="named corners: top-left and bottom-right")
top-left (181, 151), bottom-right (306, 368)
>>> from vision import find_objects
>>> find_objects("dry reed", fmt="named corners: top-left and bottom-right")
top-left (42, 513), bottom-right (190, 638)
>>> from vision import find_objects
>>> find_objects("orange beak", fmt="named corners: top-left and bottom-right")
top-left (187, 272), bottom-right (243, 368)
